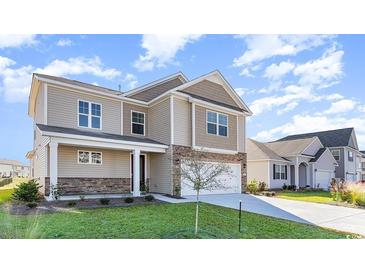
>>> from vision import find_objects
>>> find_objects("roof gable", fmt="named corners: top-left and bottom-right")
top-left (277, 128), bottom-right (356, 149)
top-left (247, 139), bottom-right (289, 162)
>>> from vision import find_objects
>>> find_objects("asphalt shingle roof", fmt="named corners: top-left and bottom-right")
top-left (277, 128), bottom-right (355, 149)
top-left (36, 124), bottom-right (166, 146)
top-left (247, 139), bottom-right (290, 162)
top-left (265, 137), bottom-right (316, 157)
top-left (309, 148), bottom-right (326, 162)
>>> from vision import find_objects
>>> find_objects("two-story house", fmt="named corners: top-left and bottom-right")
top-left (0, 159), bottom-right (30, 178)
top-left (26, 71), bottom-right (252, 200)
top-left (361, 151), bottom-right (365, 181)
top-left (277, 128), bottom-right (363, 182)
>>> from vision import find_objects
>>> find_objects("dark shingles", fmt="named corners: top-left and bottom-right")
top-left (176, 90), bottom-right (247, 113)
top-left (309, 148), bottom-right (326, 162)
top-left (36, 124), bottom-right (166, 146)
top-left (277, 128), bottom-right (355, 148)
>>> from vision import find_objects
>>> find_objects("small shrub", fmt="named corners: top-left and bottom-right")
top-left (144, 195), bottom-right (155, 202)
top-left (262, 191), bottom-right (275, 197)
top-left (0, 178), bottom-right (13, 188)
top-left (287, 185), bottom-right (297, 191)
top-left (124, 197), bottom-right (134, 203)
top-left (99, 198), bottom-right (110, 205)
top-left (26, 202), bottom-right (38, 208)
top-left (247, 180), bottom-right (259, 194)
top-left (12, 179), bottom-right (41, 202)
top-left (67, 201), bottom-right (77, 207)
top-left (282, 183), bottom-right (288, 190)
top-left (258, 181), bottom-right (266, 192)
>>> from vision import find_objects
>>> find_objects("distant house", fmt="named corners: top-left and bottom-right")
top-left (247, 137), bottom-right (338, 190)
top-left (0, 159), bottom-right (30, 178)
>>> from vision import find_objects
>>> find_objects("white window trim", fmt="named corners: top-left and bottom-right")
top-left (77, 99), bottom-right (103, 130)
top-left (348, 150), bottom-right (354, 162)
top-left (331, 149), bottom-right (340, 161)
top-left (206, 110), bottom-right (228, 137)
top-left (131, 110), bottom-right (146, 136)
top-left (77, 150), bottom-right (102, 165)
top-left (274, 164), bottom-right (287, 180)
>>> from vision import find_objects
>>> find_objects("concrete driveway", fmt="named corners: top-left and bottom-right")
top-left (156, 193), bottom-right (365, 236)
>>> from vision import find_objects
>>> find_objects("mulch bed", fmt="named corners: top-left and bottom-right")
top-left (3, 197), bottom-right (165, 215)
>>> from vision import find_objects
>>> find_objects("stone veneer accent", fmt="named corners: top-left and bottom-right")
top-left (45, 177), bottom-right (131, 196)
top-left (171, 145), bottom-right (247, 197)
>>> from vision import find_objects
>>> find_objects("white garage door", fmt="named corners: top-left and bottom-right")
top-left (316, 171), bottom-right (333, 190)
top-left (181, 162), bottom-right (241, 196)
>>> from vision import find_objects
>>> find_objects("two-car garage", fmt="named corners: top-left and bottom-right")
top-left (181, 162), bottom-right (242, 196)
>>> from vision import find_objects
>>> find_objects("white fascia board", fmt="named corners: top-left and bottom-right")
top-left (40, 131), bottom-right (168, 152)
top-left (192, 145), bottom-right (238, 155)
top-left (248, 159), bottom-right (291, 163)
top-left (123, 72), bottom-right (188, 97)
top-left (28, 76), bottom-right (41, 117)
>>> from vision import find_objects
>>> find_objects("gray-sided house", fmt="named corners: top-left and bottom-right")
top-left (247, 137), bottom-right (338, 190)
top-left (278, 128), bottom-right (363, 182)
top-left (360, 151), bottom-right (365, 181)
top-left (26, 70), bottom-right (252, 200)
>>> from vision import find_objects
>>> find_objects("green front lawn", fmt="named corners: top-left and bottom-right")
top-left (0, 189), bottom-right (13, 204)
top-left (0, 201), bottom-right (356, 239)
top-left (276, 191), bottom-right (333, 204)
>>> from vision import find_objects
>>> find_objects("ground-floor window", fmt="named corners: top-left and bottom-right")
top-left (273, 164), bottom-right (287, 180)
top-left (78, 150), bottom-right (102, 165)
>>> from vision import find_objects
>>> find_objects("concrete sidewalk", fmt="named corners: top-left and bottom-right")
top-left (154, 193), bottom-right (365, 236)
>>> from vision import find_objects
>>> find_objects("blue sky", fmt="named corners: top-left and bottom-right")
top-left (1, 34), bottom-right (365, 163)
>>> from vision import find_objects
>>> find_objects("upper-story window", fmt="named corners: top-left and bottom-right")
top-left (331, 150), bottom-right (340, 162)
top-left (78, 100), bottom-right (102, 129)
top-left (206, 111), bottom-right (228, 137)
top-left (131, 111), bottom-right (145, 135)
top-left (348, 151), bottom-right (354, 162)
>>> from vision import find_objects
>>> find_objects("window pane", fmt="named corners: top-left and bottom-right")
top-left (91, 152), bottom-right (102, 164)
top-left (91, 103), bottom-right (101, 116)
top-left (91, 116), bottom-right (100, 129)
top-left (207, 123), bottom-right (217, 134)
top-left (207, 112), bottom-right (217, 123)
top-left (218, 125), bottom-right (227, 136)
top-left (79, 114), bottom-right (88, 127)
top-left (79, 101), bottom-right (89, 114)
top-left (218, 114), bottom-right (228, 126)
top-left (132, 112), bottom-right (144, 124)
top-left (132, 123), bottom-right (144, 135)
top-left (78, 151), bottom-right (89, 163)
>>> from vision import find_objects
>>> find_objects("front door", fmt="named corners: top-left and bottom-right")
top-left (131, 154), bottom-right (146, 192)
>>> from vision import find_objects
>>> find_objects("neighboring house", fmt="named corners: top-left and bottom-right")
top-left (26, 70), bottom-right (252, 200)
top-left (278, 128), bottom-right (363, 182)
top-left (361, 151), bottom-right (365, 181)
top-left (247, 137), bottom-right (338, 189)
top-left (0, 159), bottom-right (30, 178)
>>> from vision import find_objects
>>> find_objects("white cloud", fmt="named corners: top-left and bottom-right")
top-left (0, 56), bottom-right (122, 102)
top-left (37, 56), bottom-right (121, 80)
top-left (323, 99), bottom-right (357, 114)
top-left (293, 45), bottom-right (344, 88)
top-left (325, 93), bottom-right (344, 101)
top-left (359, 105), bottom-right (365, 113)
top-left (277, 101), bottom-right (299, 115)
top-left (123, 73), bottom-right (138, 89)
top-left (0, 34), bottom-right (38, 49)
top-left (134, 34), bottom-right (203, 71)
top-left (233, 35), bottom-right (333, 75)
top-left (264, 61), bottom-right (295, 80)
top-left (56, 38), bottom-right (73, 47)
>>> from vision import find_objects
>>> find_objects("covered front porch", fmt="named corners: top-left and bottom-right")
top-left (43, 130), bottom-right (168, 200)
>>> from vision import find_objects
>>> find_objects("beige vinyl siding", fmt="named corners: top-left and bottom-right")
top-left (149, 149), bottom-right (172, 194)
top-left (237, 115), bottom-right (245, 153)
top-left (183, 80), bottom-right (239, 107)
top-left (247, 160), bottom-right (269, 185)
top-left (123, 103), bottom-right (149, 137)
top-left (33, 129), bottom-right (50, 194)
top-left (47, 84), bottom-right (121, 135)
top-left (129, 77), bottom-right (184, 102)
top-left (58, 146), bottom-right (130, 178)
top-left (173, 98), bottom-right (191, 146)
top-left (34, 83), bottom-right (45, 124)
top-left (195, 105), bottom-right (237, 151)
top-left (148, 98), bottom-right (170, 144)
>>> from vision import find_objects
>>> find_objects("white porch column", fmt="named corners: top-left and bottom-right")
top-left (49, 140), bottom-right (58, 200)
top-left (294, 157), bottom-right (299, 189)
top-left (133, 148), bottom-right (141, 196)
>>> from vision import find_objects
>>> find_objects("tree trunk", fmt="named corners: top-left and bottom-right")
top-left (195, 189), bottom-right (200, 237)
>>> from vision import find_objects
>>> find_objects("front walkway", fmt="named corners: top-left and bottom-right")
top-left (154, 193), bottom-right (365, 236)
